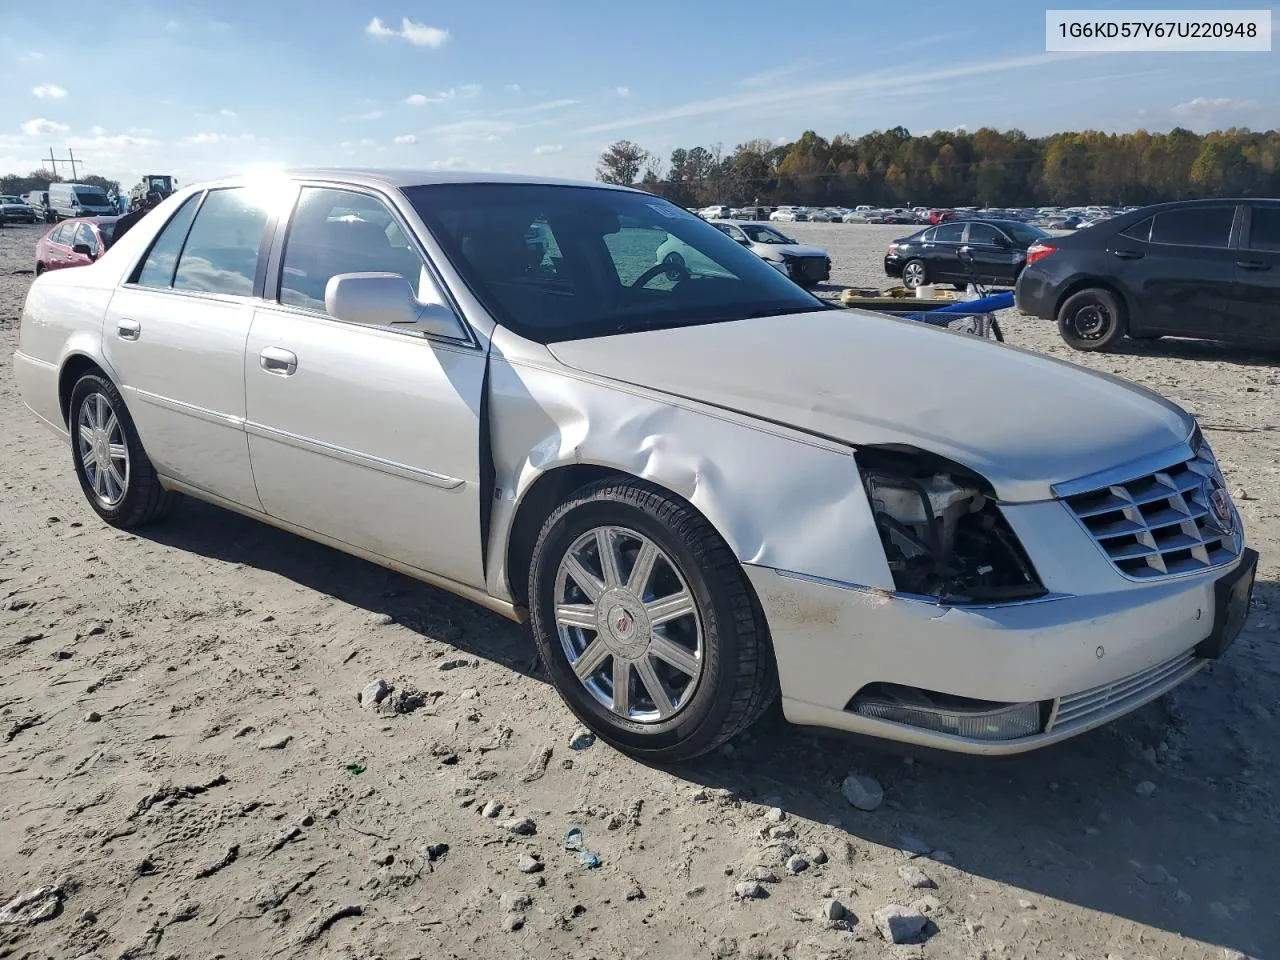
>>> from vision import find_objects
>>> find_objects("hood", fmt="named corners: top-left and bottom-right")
top-left (547, 309), bottom-right (1193, 503)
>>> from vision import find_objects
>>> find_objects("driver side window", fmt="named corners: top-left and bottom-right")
top-left (603, 220), bottom-right (678, 288)
top-left (279, 187), bottom-right (436, 311)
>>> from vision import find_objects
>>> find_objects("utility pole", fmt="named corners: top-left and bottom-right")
top-left (40, 148), bottom-right (83, 180)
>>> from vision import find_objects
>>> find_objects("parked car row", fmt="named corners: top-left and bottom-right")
top-left (8, 183), bottom-right (123, 224)
top-left (13, 168), bottom-right (1256, 763)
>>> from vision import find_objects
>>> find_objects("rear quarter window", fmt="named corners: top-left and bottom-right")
top-left (1119, 217), bottom-right (1152, 243)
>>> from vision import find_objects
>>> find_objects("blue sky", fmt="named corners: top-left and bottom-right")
top-left (2, 0), bottom-right (1276, 186)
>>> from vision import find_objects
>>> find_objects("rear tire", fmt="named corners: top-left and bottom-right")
top-left (1057, 287), bottom-right (1125, 351)
top-left (528, 478), bottom-right (778, 762)
top-left (69, 373), bottom-right (177, 528)
top-left (902, 259), bottom-right (928, 289)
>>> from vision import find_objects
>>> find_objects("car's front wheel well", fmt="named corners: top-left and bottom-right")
top-left (505, 465), bottom-right (628, 606)
top-left (58, 355), bottom-right (108, 426)
top-left (1054, 278), bottom-right (1129, 328)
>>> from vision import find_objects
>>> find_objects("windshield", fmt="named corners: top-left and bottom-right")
top-left (1003, 222), bottom-right (1051, 243)
top-left (741, 224), bottom-right (793, 244)
top-left (148, 176), bottom-right (173, 191)
top-left (404, 183), bottom-right (823, 343)
top-left (75, 188), bottom-right (109, 203)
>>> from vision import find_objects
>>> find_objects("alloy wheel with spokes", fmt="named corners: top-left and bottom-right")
top-left (528, 478), bottom-right (779, 762)
top-left (77, 391), bottom-right (130, 507)
top-left (555, 525), bottom-right (703, 723)
top-left (69, 372), bottom-right (176, 528)
top-left (902, 259), bottom-right (927, 288)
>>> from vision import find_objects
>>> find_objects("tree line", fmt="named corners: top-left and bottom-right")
top-left (1, 169), bottom-right (121, 198)
top-left (597, 126), bottom-right (1280, 208)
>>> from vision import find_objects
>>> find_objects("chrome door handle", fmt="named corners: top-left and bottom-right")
top-left (259, 347), bottom-right (298, 376)
top-left (117, 319), bottom-right (141, 340)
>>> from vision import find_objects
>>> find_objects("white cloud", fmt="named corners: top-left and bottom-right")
top-left (426, 118), bottom-right (518, 142)
top-left (183, 132), bottom-right (259, 145)
top-left (21, 118), bottom-right (68, 136)
top-left (343, 109), bottom-right (385, 121)
top-left (615, 86), bottom-right (631, 98)
top-left (427, 157), bottom-right (464, 169)
top-left (91, 125), bottom-right (105, 136)
top-left (67, 133), bottom-right (159, 149)
top-left (165, 19), bottom-right (181, 31)
top-left (19, 51), bottom-right (44, 63)
top-left (498, 98), bottom-right (579, 116)
top-left (32, 84), bottom-right (67, 99)
top-left (585, 51), bottom-right (1095, 133)
top-left (366, 16), bottom-right (449, 48)
top-left (533, 144), bottom-right (563, 155)
top-left (1171, 96), bottom-right (1258, 119)
top-left (505, 83), bottom-right (522, 93)
top-left (405, 85), bottom-right (481, 106)
top-left (220, 108), bottom-right (237, 118)
top-left (394, 134), bottom-right (418, 144)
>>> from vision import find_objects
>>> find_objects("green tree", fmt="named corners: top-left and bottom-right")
top-left (596, 140), bottom-right (650, 186)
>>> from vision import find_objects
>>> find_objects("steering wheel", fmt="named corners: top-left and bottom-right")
top-left (631, 252), bottom-right (689, 289)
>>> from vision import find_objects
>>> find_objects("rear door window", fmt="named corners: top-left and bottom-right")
top-left (1245, 205), bottom-right (1280, 252)
top-left (966, 223), bottom-right (1004, 245)
top-left (1149, 207), bottom-right (1235, 248)
top-left (172, 188), bottom-right (271, 296)
top-left (74, 223), bottom-right (99, 255)
top-left (133, 193), bottom-right (202, 288)
top-left (1119, 217), bottom-right (1152, 242)
top-left (932, 222), bottom-right (965, 242)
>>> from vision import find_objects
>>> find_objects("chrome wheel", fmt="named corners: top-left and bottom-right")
top-left (903, 260), bottom-right (926, 288)
top-left (77, 392), bottom-right (129, 508)
top-left (554, 525), bottom-right (703, 723)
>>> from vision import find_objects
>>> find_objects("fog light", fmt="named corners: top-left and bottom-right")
top-left (850, 685), bottom-right (1043, 741)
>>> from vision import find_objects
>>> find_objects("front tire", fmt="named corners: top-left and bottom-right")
top-left (69, 373), bottom-right (176, 528)
top-left (529, 479), bottom-right (778, 762)
top-left (1057, 287), bottom-right (1125, 351)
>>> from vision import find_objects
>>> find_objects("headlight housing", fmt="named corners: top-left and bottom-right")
top-left (858, 447), bottom-right (1045, 603)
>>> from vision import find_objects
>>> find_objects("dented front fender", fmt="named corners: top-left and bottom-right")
top-left (482, 335), bottom-right (894, 603)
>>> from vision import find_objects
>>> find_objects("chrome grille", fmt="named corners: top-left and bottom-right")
top-left (1060, 445), bottom-right (1240, 580)
top-left (1051, 649), bottom-right (1201, 730)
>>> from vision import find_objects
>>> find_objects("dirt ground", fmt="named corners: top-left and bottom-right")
top-left (1, 219), bottom-right (1277, 960)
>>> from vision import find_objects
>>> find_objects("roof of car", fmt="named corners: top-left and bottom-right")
top-left (51, 216), bottom-right (120, 226)
top-left (197, 168), bottom-right (628, 192)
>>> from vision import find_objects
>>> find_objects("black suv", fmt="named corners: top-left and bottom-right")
top-left (1016, 199), bottom-right (1280, 351)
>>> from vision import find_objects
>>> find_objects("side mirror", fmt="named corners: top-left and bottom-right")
top-left (733, 235), bottom-right (751, 244)
top-left (324, 272), bottom-right (467, 340)
top-left (72, 243), bottom-right (94, 258)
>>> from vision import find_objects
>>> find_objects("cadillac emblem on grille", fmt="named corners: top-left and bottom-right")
top-left (1208, 482), bottom-right (1234, 534)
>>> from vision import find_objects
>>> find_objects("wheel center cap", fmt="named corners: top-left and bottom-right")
top-left (596, 589), bottom-right (650, 659)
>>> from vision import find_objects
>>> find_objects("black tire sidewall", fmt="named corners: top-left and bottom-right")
top-left (529, 488), bottom-right (749, 759)
top-left (69, 374), bottom-right (150, 526)
top-left (903, 259), bottom-right (927, 288)
top-left (1058, 288), bottom-right (1124, 351)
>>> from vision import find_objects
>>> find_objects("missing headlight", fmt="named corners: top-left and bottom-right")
top-left (858, 448), bottom-right (1045, 604)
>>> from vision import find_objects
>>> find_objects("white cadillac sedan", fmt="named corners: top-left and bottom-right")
top-left (13, 170), bottom-right (1256, 761)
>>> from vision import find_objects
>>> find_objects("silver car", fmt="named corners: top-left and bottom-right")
top-left (13, 169), bottom-right (1256, 761)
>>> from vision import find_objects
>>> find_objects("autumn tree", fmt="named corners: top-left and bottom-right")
top-left (596, 140), bottom-right (651, 186)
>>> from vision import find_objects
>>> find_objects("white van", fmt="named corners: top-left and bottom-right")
top-left (47, 182), bottom-right (116, 220)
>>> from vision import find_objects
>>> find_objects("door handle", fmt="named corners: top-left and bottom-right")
top-left (117, 318), bottom-right (141, 340)
top-left (1112, 249), bottom-right (1143, 260)
top-left (1236, 259), bottom-right (1270, 271)
top-left (259, 347), bottom-right (298, 376)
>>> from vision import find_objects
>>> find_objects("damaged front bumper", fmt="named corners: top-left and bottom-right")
top-left (745, 546), bottom-right (1255, 755)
